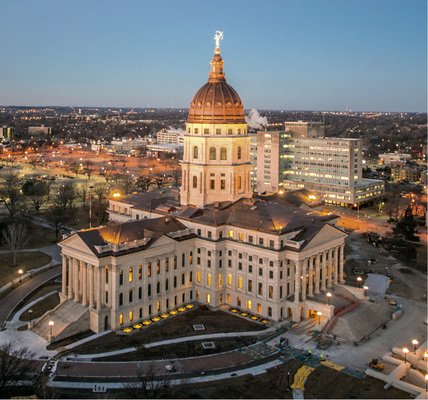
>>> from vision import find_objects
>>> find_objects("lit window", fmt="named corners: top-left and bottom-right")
top-left (247, 300), bottom-right (251, 310)
top-left (207, 274), bottom-right (211, 286)
top-left (207, 294), bottom-right (211, 303)
top-left (228, 274), bottom-right (232, 285)
top-left (129, 311), bottom-right (133, 321)
top-left (119, 314), bottom-right (123, 325)
top-left (197, 270), bottom-right (201, 283)
top-left (148, 263), bottom-right (151, 277)
top-left (229, 230), bottom-right (233, 238)
top-left (218, 274), bottom-right (222, 286)
top-left (238, 276), bottom-right (242, 289)
top-left (138, 265), bottom-right (142, 280)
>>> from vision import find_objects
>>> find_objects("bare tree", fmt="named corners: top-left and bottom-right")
top-left (92, 201), bottom-right (108, 226)
top-left (0, 341), bottom-right (36, 398)
top-left (2, 224), bottom-right (28, 267)
top-left (92, 182), bottom-right (110, 204)
top-left (0, 171), bottom-right (23, 222)
top-left (77, 181), bottom-right (90, 207)
top-left (27, 181), bottom-right (49, 213)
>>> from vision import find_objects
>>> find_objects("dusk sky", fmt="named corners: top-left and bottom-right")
top-left (1, 0), bottom-right (426, 112)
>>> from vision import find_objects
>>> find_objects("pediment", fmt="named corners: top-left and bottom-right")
top-left (303, 224), bottom-right (347, 252)
top-left (147, 234), bottom-right (177, 249)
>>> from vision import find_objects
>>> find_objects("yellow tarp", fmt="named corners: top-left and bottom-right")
top-left (290, 366), bottom-right (314, 390)
top-left (321, 359), bottom-right (345, 371)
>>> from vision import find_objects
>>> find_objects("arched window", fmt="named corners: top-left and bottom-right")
top-left (237, 146), bottom-right (242, 160)
top-left (237, 176), bottom-right (242, 189)
top-left (193, 146), bottom-right (198, 159)
top-left (220, 147), bottom-right (227, 160)
top-left (193, 176), bottom-right (197, 188)
top-left (209, 147), bottom-right (216, 160)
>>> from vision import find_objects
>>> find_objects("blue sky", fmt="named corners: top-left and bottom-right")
top-left (0, 0), bottom-right (426, 112)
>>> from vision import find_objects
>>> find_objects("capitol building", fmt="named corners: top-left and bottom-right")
top-left (34, 36), bottom-right (347, 340)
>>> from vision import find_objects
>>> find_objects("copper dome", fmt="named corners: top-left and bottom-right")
top-left (187, 48), bottom-right (245, 124)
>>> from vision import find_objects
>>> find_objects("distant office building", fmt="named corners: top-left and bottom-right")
top-left (256, 127), bottom-right (384, 205)
top-left (28, 124), bottom-right (51, 135)
top-left (157, 128), bottom-right (185, 144)
top-left (250, 133), bottom-right (258, 190)
top-left (146, 143), bottom-right (182, 157)
top-left (284, 121), bottom-right (325, 138)
top-left (0, 126), bottom-right (14, 139)
top-left (379, 153), bottom-right (412, 165)
top-left (391, 165), bottom-right (422, 183)
top-left (107, 137), bottom-right (154, 154)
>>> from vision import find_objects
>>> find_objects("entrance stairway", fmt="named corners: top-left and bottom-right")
top-left (32, 299), bottom-right (90, 342)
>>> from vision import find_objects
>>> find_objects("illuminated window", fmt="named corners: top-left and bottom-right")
top-left (228, 274), bottom-right (232, 285)
top-left (157, 301), bottom-right (160, 311)
top-left (269, 285), bottom-right (273, 298)
top-left (238, 233), bottom-right (243, 241)
top-left (129, 311), bottom-right (133, 321)
top-left (197, 270), bottom-right (201, 283)
top-left (157, 260), bottom-right (160, 274)
top-left (207, 274), bottom-right (211, 286)
top-left (218, 274), bottom-right (222, 286)
top-left (221, 179), bottom-right (225, 190)
top-left (227, 293), bottom-right (231, 303)
top-left (237, 146), bottom-right (242, 159)
top-left (238, 276), bottom-right (242, 289)
top-left (220, 147), bottom-right (227, 160)
top-left (148, 263), bottom-right (151, 277)
top-left (196, 290), bottom-right (200, 300)
top-left (207, 294), bottom-right (211, 303)
top-left (237, 297), bottom-right (241, 306)
top-left (119, 270), bottom-right (123, 285)
top-left (119, 314), bottom-right (123, 325)
top-left (237, 176), bottom-right (241, 189)
top-left (189, 251), bottom-right (193, 264)
top-left (193, 176), bottom-right (197, 188)
top-left (229, 230), bottom-right (233, 238)
top-left (209, 147), bottom-right (216, 160)
top-left (257, 303), bottom-right (261, 314)
top-left (138, 265), bottom-right (142, 280)
top-left (247, 300), bottom-right (251, 310)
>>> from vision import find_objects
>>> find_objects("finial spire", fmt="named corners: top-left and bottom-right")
top-left (214, 31), bottom-right (223, 53)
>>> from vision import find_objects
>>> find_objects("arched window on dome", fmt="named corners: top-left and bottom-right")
top-left (220, 147), bottom-right (227, 160)
top-left (237, 146), bottom-right (242, 160)
top-left (209, 147), bottom-right (216, 160)
top-left (193, 176), bottom-right (197, 189)
top-left (237, 176), bottom-right (242, 190)
top-left (193, 146), bottom-right (198, 159)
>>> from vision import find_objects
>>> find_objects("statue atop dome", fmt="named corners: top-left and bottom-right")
top-left (214, 31), bottom-right (223, 49)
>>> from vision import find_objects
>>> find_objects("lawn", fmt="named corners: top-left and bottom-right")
top-left (0, 251), bottom-right (52, 287)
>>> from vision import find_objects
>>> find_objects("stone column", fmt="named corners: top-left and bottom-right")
top-left (327, 249), bottom-right (333, 289)
top-left (339, 244), bottom-right (345, 283)
top-left (321, 251), bottom-right (327, 291)
top-left (89, 264), bottom-right (94, 308)
top-left (334, 246), bottom-right (339, 284)
top-left (301, 259), bottom-right (307, 300)
top-left (61, 255), bottom-right (67, 295)
top-left (67, 256), bottom-right (73, 299)
top-left (308, 257), bottom-right (314, 297)
top-left (314, 254), bottom-right (321, 295)
top-left (82, 262), bottom-right (88, 306)
top-left (96, 267), bottom-right (102, 311)
top-left (294, 261), bottom-right (301, 303)
top-left (74, 259), bottom-right (80, 302)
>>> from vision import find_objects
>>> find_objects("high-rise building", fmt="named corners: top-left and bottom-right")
top-left (256, 124), bottom-right (384, 205)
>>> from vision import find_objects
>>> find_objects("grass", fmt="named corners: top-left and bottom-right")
top-left (0, 251), bottom-right (52, 287)
top-left (0, 223), bottom-right (57, 250)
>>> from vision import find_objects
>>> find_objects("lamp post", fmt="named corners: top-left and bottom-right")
top-left (425, 374), bottom-right (428, 391)
top-left (412, 339), bottom-right (419, 354)
top-left (28, 309), bottom-right (33, 324)
top-left (357, 276), bottom-right (362, 288)
top-left (89, 185), bottom-right (94, 229)
top-left (18, 269), bottom-right (23, 284)
top-left (363, 285), bottom-right (369, 299)
top-left (326, 292), bottom-right (332, 306)
top-left (49, 320), bottom-right (54, 342)
top-left (317, 311), bottom-right (322, 325)
top-left (424, 352), bottom-right (428, 361)
top-left (403, 347), bottom-right (409, 363)
top-left (353, 203), bottom-right (360, 219)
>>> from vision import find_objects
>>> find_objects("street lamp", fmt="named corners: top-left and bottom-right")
top-left (363, 285), bottom-right (369, 298)
top-left (326, 292), bottom-right (332, 305)
top-left (28, 309), bottom-right (33, 324)
top-left (403, 347), bottom-right (409, 363)
top-left (353, 203), bottom-right (360, 219)
top-left (317, 311), bottom-right (322, 325)
top-left (49, 320), bottom-right (54, 338)
top-left (425, 374), bottom-right (428, 391)
top-left (424, 352), bottom-right (428, 361)
top-left (18, 269), bottom-right (23, 284)
top-left (357, 276), bottom-right (362, 288)
top-left (412, 339), bottom-right (419, 354)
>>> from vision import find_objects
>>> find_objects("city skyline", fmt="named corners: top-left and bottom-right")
top-left (1, 0), bottom-right (426, 113)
